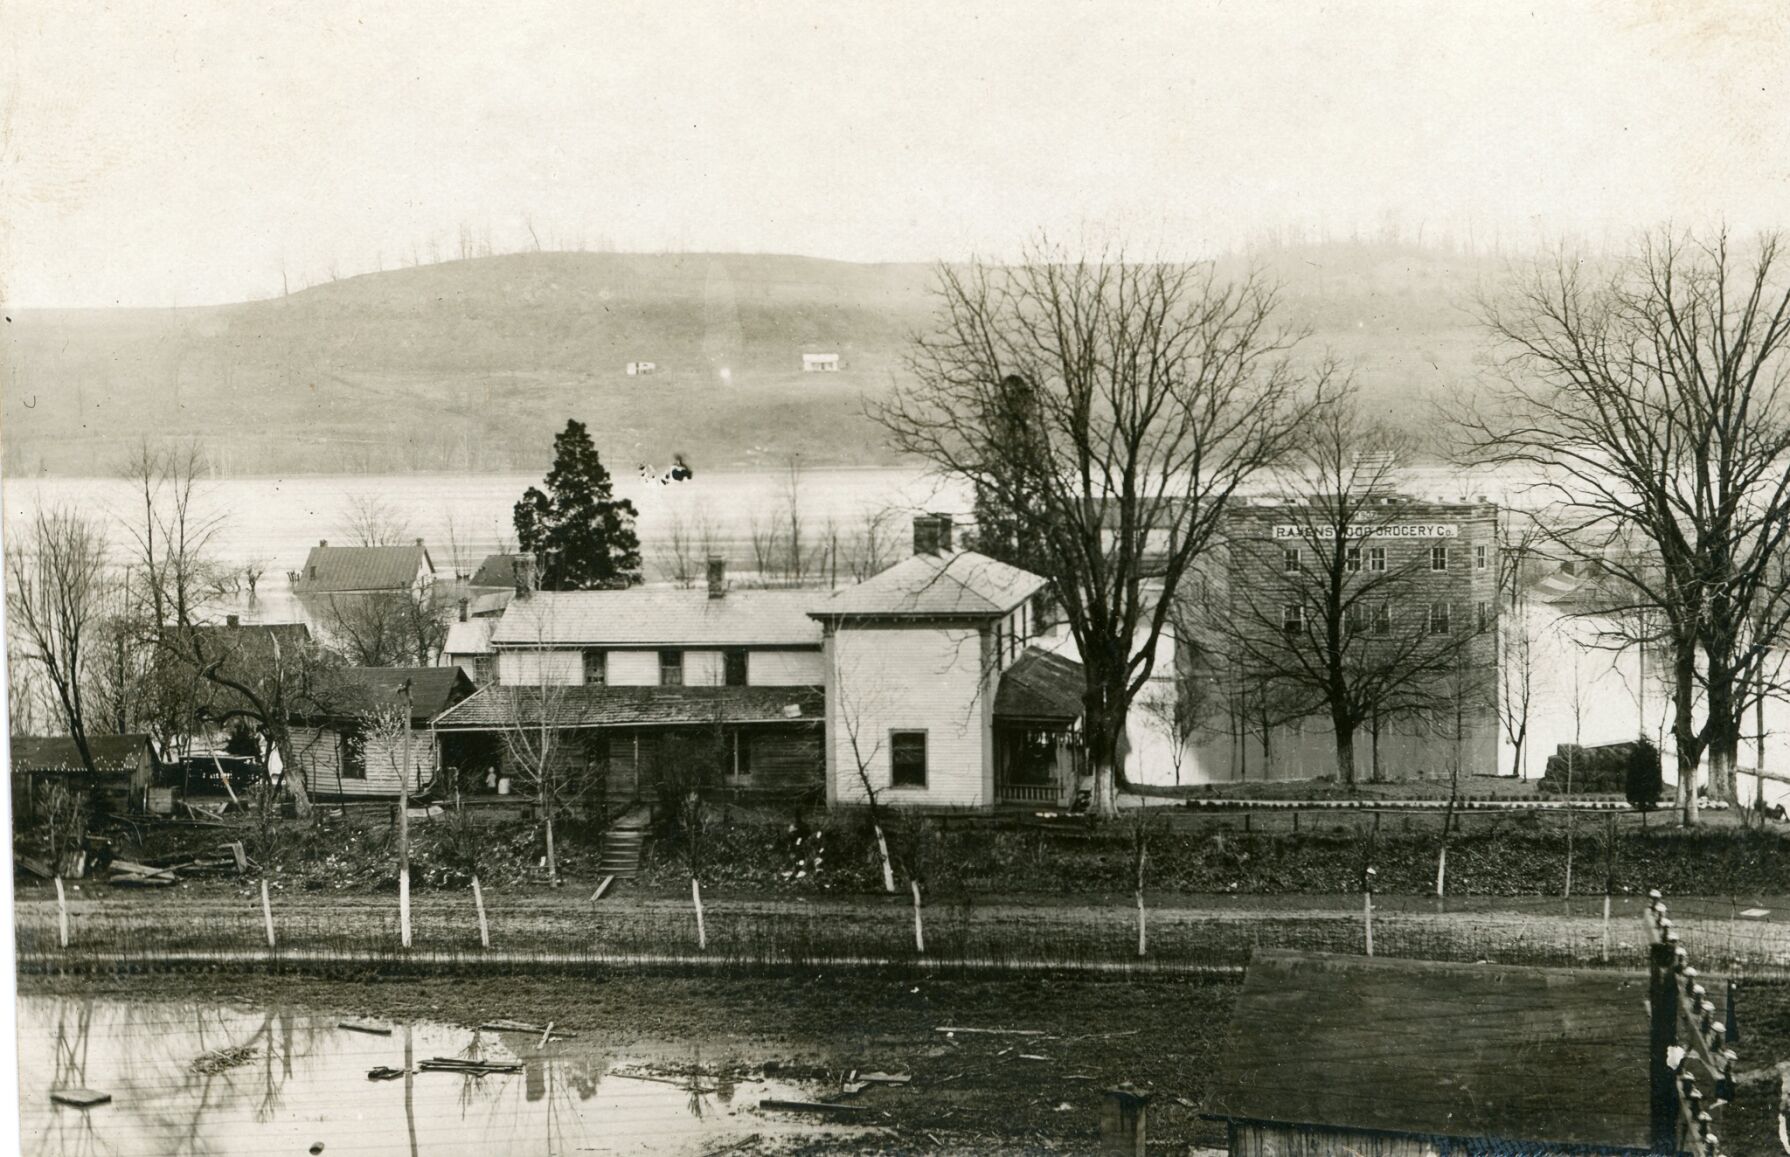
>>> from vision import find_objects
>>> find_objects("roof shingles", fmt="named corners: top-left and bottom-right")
top-left (810, 551), bottom-right (1046, 619)
top-left (293, 544), bottom-right (433, 594)
top-left (493, 590), bottom-right (822, 647)
top-left (434, 684), bottom-right (823, 730)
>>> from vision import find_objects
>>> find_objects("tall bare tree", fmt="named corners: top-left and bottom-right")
top-left (1456, 228), bottom-right (1790, 824)
top-left (1199, 402), bottom-right (1489, 784)
top-left (339, 494), bottom-right (412, 548)
top-left (5, 508), bottom-right (111, 768)
top-left (877, 240), bottom-right (1324, 816)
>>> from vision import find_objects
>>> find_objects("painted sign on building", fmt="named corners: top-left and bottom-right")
top-left (1272, 523), bottom-right (1460, 540)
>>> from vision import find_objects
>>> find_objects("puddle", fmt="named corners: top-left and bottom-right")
top-left (17, 995), bottom-right (864, 1156)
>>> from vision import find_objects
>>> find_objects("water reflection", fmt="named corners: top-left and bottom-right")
top-left (18, 995), bottom-right (839, 1156)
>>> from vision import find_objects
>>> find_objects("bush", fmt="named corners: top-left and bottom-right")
top-left (1625, 737), bottom-right (1664, 814)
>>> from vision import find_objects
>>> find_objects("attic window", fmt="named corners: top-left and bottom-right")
top-left (890, 731), bottom-right (927, 788)
top-left (659, 650), bottom-right (684, 687)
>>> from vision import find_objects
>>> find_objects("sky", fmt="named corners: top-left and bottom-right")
top-left (2, 0), bottom-right (1787, 308)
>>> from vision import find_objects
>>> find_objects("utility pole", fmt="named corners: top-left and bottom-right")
top-left (399, 678), bottom-right (413, 950)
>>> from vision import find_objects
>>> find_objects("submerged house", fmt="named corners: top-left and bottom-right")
top-left (811, 515), bottom-right (1085, 811)
top-left (287, 666), bottom-right (475, 801)
top-left (1204, 951), bottom-right (1657, 1156)
top-left (432, 559), bottom-right (827, 806)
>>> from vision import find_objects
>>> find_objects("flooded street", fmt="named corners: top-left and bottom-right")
top-left (17, 995), bottom-right (857, 1156)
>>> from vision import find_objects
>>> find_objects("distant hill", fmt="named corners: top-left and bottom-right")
top-left (0, 245), bottom-right (1506, 477)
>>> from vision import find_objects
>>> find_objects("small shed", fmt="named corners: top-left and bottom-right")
top-left (9, 734), bottom-right (160, 816)
top-left (288, 667), bottom-right (475, 801)
top-left (802, 353), bottom-right (840, 372)
top-left (1203, 951), bottom-right (1654, 1156)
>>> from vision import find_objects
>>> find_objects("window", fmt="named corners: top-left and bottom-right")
top-left (1346, 547), bottom-right (1362, 573)
top-left (1282, 604), bottom-right (1304, 635)
top-left (1477, 601), bottom-right (1490, 632)
top-left (659, 650), bottom-right (684, 686)
top-left (1346, 603), bottom-right (1366, 635)
top-left (1283, 547), bottom-right (1301, 573)
top-left (582, 649), bottom-right (607, 686)
top-left (1431, 545), bottom-right (1449, 572)
top-left (472, 655), bottom-right (495, 684)
top-left (1369, 547), bottom-right (1386, 572)
top-left (339, 727), bottom-right (367, 779)
top-left (724, 649), bottom-right (748, 687)
top-left (726, 732), bottom-right (752, 778)
top-left (993, 622), bottom-right (1006, 668)
top-left (1373, 601), bottom-right (1391, 635)
top-left (1429, 602), bottom-right (1451, 635)
top-left (890, 731), bottom-right (928, 788)
top-left (1474, 544), bottom-right (1488, 571)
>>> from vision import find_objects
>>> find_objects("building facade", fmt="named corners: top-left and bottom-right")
top-left (1176, 495), bottom-right (1501, 784)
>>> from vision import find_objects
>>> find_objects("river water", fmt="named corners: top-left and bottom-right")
top-left (16, 994), bottom-right (853, 1157)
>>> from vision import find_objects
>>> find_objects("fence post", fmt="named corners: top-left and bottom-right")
top-left (1099, 1086), bottom-right (1150, 1155)
top-left (1647, 917), bottom-right (1677, 1151)
top-left (54, 876), bottom-right (69, 949)
top-left (1363, 867), bottom-right (1376, 957)
top-left (911, 879), bottom-right (926, 955)
top-left (691, 877), bottom-right (707, 951)
top-left (261, 879), bottom-right (276, 950)
top-left (472, 876), bottom-right (490, 950)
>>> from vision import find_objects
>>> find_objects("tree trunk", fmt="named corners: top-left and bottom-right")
top-left (544, 813), bottom-right (559, 885)
top-left (1332, 714), bottom-right (1357, 787)
top-left (1672, 645), bottom-right (1700, 828)
top-left (272, 728), bottom-right (312, 819)
top-left (873, 823), bottom-right (896, 894)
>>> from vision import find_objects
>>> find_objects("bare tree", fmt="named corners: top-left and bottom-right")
top-left (489, 605), bottom-right (591, 886)
top-left (659, 505), bottom-right (722, 588)
top-left (833, 655), bottom-right (898, 893)
top-left (316, 587), bottom-right (448, 668)
top-left (339, 494), bottom-right (412, 548)
top-left (876, 240), bottom-right (1325, 816)
top-left (1201, 402), bottom-right (1486, 785)
top-left (1496, 515), bottom-right (1543, 778)
top-left (1455, 228), bottom-right (1790, 824)
top-left (5, 508), bottom-right (111, 769)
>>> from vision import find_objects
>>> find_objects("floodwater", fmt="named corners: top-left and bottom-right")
top-left (16, 995), bottom-right (856, 1157)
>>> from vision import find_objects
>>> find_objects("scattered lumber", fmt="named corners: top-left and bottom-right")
top-left (226, 842), bottom-right (248, 873)
top-left (590, 875), bottom-right (616, 902)
top-left (480, 1019), bottom-right (575, 1038)
top-left (419, 1057), bottom-right (523, 1076)
top-left (858, 1072), bottom-right (911, 1085)
top-left (15, 856), bottom-right (54, 880)
top-left (934, 1026), bottom-right (1045, 1036)
top-left (110, 875), bottom-right (176, 888)
top-left (759, 1098), bottom-right (870, 1115)
top-left (339, 1020), bottom-right (393, 1036)
top-left (50, 1088), bottom-right (111, 1108)
top-left (366, 1066), bottom-right (408, 1081)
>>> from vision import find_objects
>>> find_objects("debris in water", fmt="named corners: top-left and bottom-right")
top-left (50, 1088), bottom-right (111, 1108)
top-left (190, 1045), bottom-right (258, 1074)
top-left (309, 1144), bottom-right (324, 1155)
top-left (366, 1066), bottom-right (408, 1081)
top-left (481, 1019), bottom-right (575, 1039)
top-left (339, 1020), bottom-right (392, 1036)
top-left (859, 1072), bottom-right (911, 1085)
top-left (933, 1026), bottom-right (1045, 1036)
top-left (419, 1057), bottom-right (523, 1076)
top-left (759, 1098), bottom-right (870, 1115)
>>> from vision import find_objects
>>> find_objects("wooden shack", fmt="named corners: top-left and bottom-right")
top-left (1203, 951), bottom-right (1655, 1156)
top-left (9, 734), bottom-right (160, 817)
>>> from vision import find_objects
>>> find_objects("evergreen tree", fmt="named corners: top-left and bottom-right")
top-left (513, 420), bottom-right (642, 590)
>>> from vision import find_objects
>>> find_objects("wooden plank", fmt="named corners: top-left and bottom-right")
top-left (50, 1088), bottom-right (111, 1108)
top-left (339, 1020), bottom-right (392, 1035)
top-left (759, 1099), bottom-right (869, 1115)
top-left (589, 875), bottom-right (616, 902)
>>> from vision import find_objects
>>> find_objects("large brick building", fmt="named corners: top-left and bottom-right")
top-left (1176, 495), bottom-right (1501, 783)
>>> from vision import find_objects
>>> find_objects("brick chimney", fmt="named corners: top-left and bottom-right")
top-left (458, 597), bottom-right (470, 622)
top-left (319, 539), bottom-right (328, 547)
top-left (514, 552), bottom-right (537, 599)
top-left (225, 613), bottom-right (240, 627)
top-left (707, 555), bottom-right (727, 599)
top-left (913, 513), bottom-right (953, 556)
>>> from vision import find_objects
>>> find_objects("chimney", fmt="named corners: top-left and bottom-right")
top-left (707, 555), bottom-right (727, 599)
top-left (913, 513), bottom-right (953, 556)
top-left (226, 613), bottom-right (240, 628)
top-left (458, 597), bottom-right (470, 622)
top-left (319, 539), bottom-right (328, 547)
top-left (514, 552), bottom-right (537, 599)
top-left (415, 537), bottom-right (424, 547)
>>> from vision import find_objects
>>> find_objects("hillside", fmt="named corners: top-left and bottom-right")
top-left (0, 245), bottom-right (1504, 477)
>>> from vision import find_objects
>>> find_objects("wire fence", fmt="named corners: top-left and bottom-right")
top-left (16, 891), bottom-right (1790, 979)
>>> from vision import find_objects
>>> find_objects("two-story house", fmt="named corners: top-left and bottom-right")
top-left (431, 559), bottom-right (826, 805)
top-left (811, 515), bottom-right (1085, 811)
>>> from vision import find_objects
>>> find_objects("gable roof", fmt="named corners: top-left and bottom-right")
top-left (995, 648), bottom-right (1085, 723)
top-left (434, 684), bottom-right (824, 730)
top-left (180, 622), bottom-right (316, 675)
top-left (470, 553), bottom-right (529, 590)
top-left (310, 667), bottom-right (475, 723)
top-left (492, 590), bottom-right (822, 648)
top-left (10, 734), bottom-right (155, 773)
top-left (443, 619), bottom-right (496, 656)
top-left (811, 551), bottom-right (1046, 620)
top-left (293, 544), bottom-right (433, 594)
top-left (1204, 951), bottom-right (1652, 1153)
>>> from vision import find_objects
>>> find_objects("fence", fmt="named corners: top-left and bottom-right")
top-left (1644, 891), bottom-right (1741, 1157)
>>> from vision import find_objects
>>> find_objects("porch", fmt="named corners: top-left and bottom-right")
top-left (993, 647), bottom-right (1087, 809)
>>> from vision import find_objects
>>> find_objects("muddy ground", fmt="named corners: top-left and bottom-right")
top-left (19, 969), bottom-right (1790, 1155)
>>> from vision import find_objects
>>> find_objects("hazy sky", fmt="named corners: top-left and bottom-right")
top-left (3, 0), bottom-right (1786, 308)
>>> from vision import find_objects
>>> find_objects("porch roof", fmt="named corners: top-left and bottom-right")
top-left (432, 684), bottom-right (824, 730)
top-left (994, 647), bottom-right (1084, 724)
